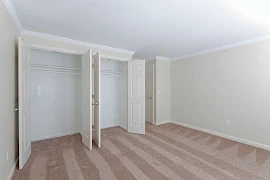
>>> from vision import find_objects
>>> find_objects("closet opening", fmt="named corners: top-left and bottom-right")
top-left (30, 49), bottom-right (82, 142)
top-left (98, 59), bottom-right (128, 129)
top-left (18, 37), bottom-right (145, 169)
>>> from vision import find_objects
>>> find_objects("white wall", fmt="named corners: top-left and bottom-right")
top-left (100, 59), bottom-right (123, 128)
top-left (96, 59), bottom-right (127, 129)
top-left (171, 39), bottom-right (270, 148)
top-left (30, 49), bottom-right (81, 141)
top-left (0, 1), bottom-right (19, 180)
top-left (155, 60), bottom-right (171, 124)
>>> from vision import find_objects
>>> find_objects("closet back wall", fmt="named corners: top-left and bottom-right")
top-left (30, 49), bottom-right (81, 141)
top-left (100, 59), bottom-right (127, 129)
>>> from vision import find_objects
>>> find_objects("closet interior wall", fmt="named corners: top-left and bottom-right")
top-left (30, 50), bottom-right (128, 142)
top-left (97, 59), bottom-right (128, 129)
top-left (30, 49), bottom-right (82, 141)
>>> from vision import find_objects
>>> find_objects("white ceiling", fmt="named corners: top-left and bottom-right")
top-left (10, 0), bottom-right (270, 59)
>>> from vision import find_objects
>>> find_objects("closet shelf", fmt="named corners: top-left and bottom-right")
top-left (31, 64), bottom-right (80, 71)
top-left (31, 64), bottom-right (80, 74)
top-left (30, 64), bottom-right (123, 76)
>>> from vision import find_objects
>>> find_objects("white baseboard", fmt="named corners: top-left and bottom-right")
top-left (101, 124), bottom-right (119, 129)
top-left (155, 120), bottom-right (172, 126)
top-left (32, 131), bottom-right (79, 142)
top-left (169, 120), bottom-right (270, 151)
top-left (119, 124), bottom-right (127, 130)
top-left (6, 158), bottom-right (18, 180)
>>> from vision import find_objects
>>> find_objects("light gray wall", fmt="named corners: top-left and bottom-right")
top-left (155, 60), bottom-right (171, 123)
top-left (0, 1), bottom-right (19, 180)
top-left (30, 50), bottom-right (81, 141)
top-left (171, 39), bottom-right (270, 147)
top-left (101, 59), bottom-right (127, 129)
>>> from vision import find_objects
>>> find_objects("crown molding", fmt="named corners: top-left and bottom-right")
top-left (172, 34), bottom-right (270, 61)
top-left (156, 56), bottom-right (171, 61)
top-left (2, 0), bottom-right (23, 33)
top-left (22, 30), bottom-right (135, 56)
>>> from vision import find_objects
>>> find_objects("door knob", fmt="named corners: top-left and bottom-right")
top-left (14, 108), bottom-right (19, 112)
top-left (95, 102), bottom-right (98, 105)
top-left (149, 97), bottom-right (152, 99)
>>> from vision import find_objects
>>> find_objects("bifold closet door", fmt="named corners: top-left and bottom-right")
top-left (93, 51), bottom-right (101, 148)
top-left (128, 59), bottom-right (146, 134)
top-left (18, 37), bottom-right (32, 169)
top-left (81, 50), bottom-right (93, 150)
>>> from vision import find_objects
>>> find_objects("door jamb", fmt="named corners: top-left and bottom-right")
top-left (146, 60), bottom-right (156, 125)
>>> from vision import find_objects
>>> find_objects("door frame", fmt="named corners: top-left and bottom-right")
top-left (145, 60), bottom-right (156, 124)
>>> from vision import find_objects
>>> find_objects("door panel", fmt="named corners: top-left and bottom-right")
top-left (93, 51), bottom-right (101, 148)
top-left (19, 37), bottom-right (31, 169)
top-left (128, 60), bottom-right (145, 134)
top-left (81, 50), bottom-right (92, 150)
top-left (145, 62), bottom-right (154, 124)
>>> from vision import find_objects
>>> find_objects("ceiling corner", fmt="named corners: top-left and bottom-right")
top-left (155, 56), bottom-right (171, 61)
top-left (171, 34), bottom-right (270, 61)
top-left (2, 0), bottom-right (24, 34)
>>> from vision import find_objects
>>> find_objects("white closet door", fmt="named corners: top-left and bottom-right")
top-left (81, 50), bottom-right (92, 150)
top-left (146, 62), bottom-right (154, 124)
top-left (18, 37), bottom-right (32, 169)
top-left (128, 59), bottom-right (146, 134)
top-left (93, 51), bottom-right (101, 148)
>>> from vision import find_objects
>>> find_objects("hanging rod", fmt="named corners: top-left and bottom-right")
top-left (31, 64), bottom-right (80, 71)
top-left (31, 68), bottom-right (80, 75)
top-left (31, 64), bottom-right (123, 77)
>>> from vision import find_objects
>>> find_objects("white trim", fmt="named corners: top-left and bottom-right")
top-left (29, 44), bottom-right (83, 55)
top-left (28, 44), bottom-right (132, 62)
top-left (172, 34), bottom-right (270, 61)
top-left (156, 56), bottom-right (171, 61)
top-left (22, 31), bottom-right (135, 56)
top-left (170, 120), bottom-right (270, 151)
top-left (119, 124), bottom-right (127, 130)
top-left (31, 131), bottom-right (78, 142)
top-left (2, 0), bottom-right (23, 33)
top-left (101, 54), bottom-right (131, 62)
top-left (101, 124), bottom-right (119, 129)
top-left (6, 158), bottom-right (18, 180)
top-left (155, 120), bottom-right (172, 126)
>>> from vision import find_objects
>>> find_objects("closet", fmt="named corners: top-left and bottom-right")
top-left (99, 59), bottom-right (128, 129)
top-left (17, 37), bottom-right (145, 169)
top-left (30, 49), bottom-right (82, 142)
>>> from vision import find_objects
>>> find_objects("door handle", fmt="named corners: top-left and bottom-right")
top-left (149, 97), bottom-right (152, 99)
top-left (92, 103), bottom-right (99, 105)
top-left (14, 108), bottom-right (19, 112)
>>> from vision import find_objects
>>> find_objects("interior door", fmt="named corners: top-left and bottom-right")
top-left (18, 37), bottom-right (32, 169)
top-left (93, 51), bottom-right (101, 148)
top-left (145, 62), bottom-right (154, 124)
top-left (128, 59), bottom-right (146, 134)
top-left (81, 50), bottom-right (92, 150)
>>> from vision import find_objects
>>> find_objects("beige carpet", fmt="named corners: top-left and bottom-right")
top-left (12, 123), bottom-right (270, 180)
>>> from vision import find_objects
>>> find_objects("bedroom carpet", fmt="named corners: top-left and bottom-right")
top-left (12, 123), bottom-right (270, 180)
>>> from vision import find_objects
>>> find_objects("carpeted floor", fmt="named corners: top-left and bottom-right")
top-left (12, 123), bottom-right (270, 180)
